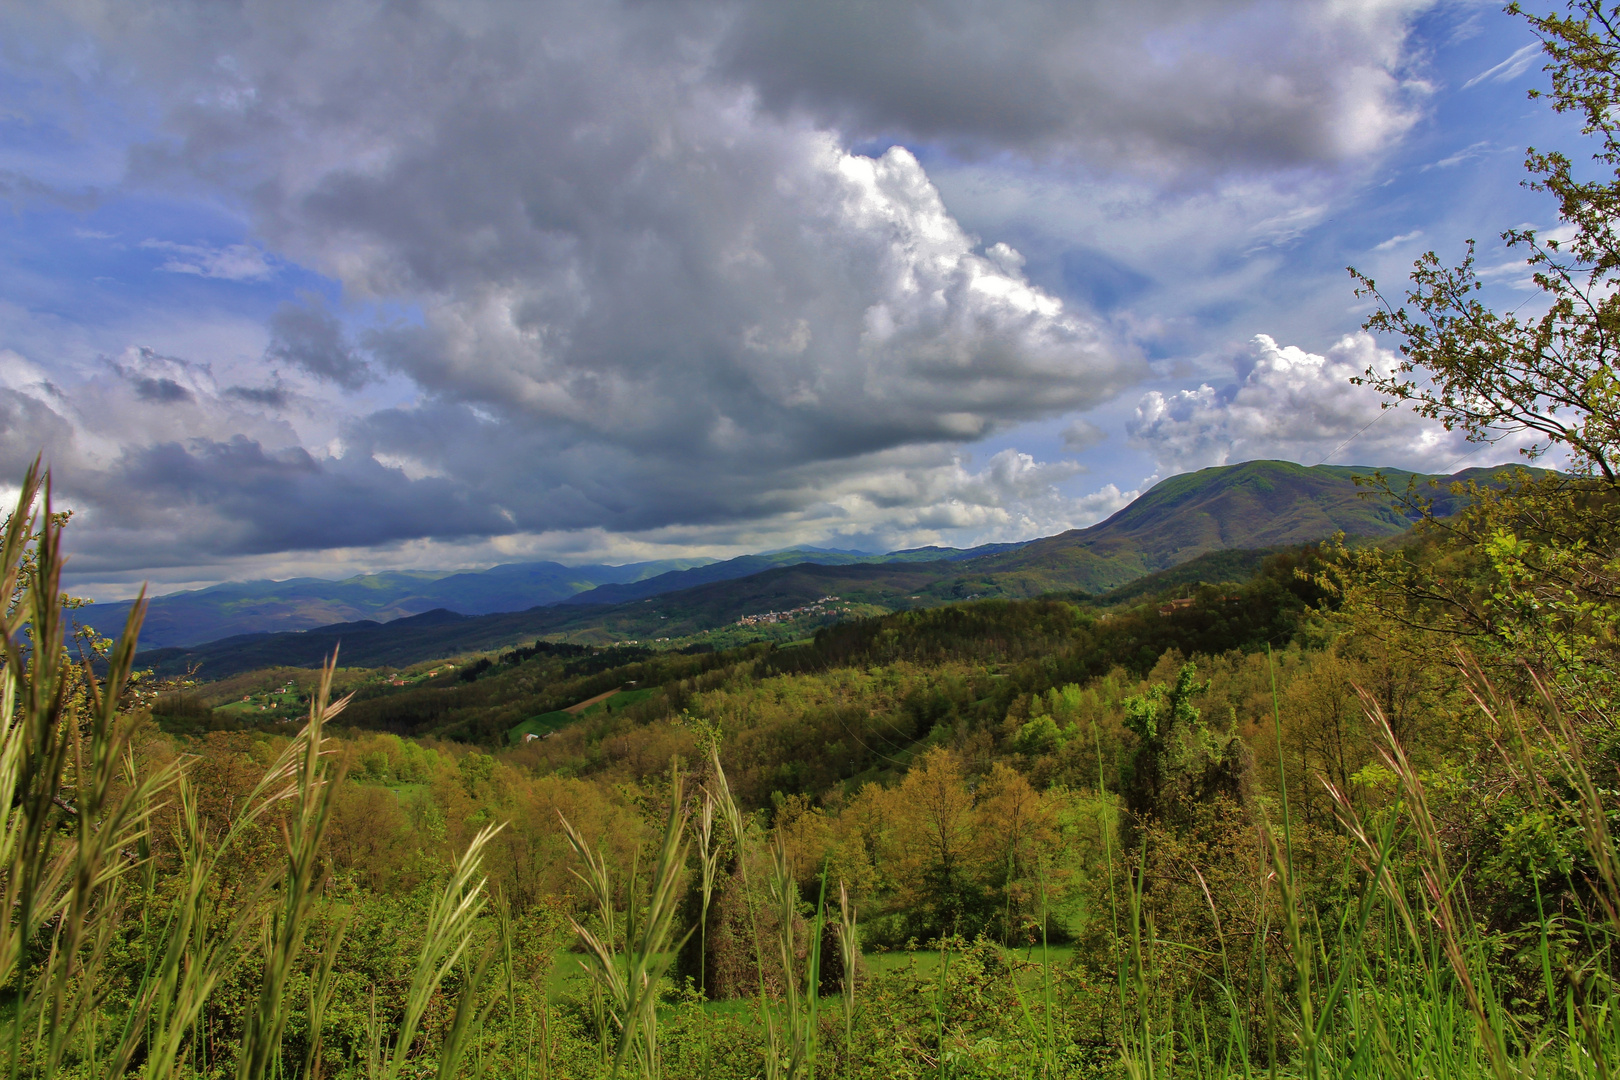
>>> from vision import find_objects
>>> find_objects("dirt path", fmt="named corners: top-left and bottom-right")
top-left (564, 686), bottom-right (622, 714)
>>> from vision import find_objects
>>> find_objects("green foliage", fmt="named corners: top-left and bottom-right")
top-left (1119, 663), bottom-right (1250, 844)
top-left (1355, 0), bottom-right (1620, 484)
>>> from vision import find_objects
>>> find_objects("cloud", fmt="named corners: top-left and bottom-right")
top-left (140, 240), bottom-right (273, 281)
top-left (1422, 140), bottom-right (1497, 170)
top-left (0, 0), bottom-right (1454, 582)
top-left (1462, 41), bottom-right (1542, 89)
top-left (718, 0), bottom-right (1432, 169)
top-left (1061, 418), bottom-right (1106, 452)
top-left (0, 314), bottom-right (1124, 575)
top-left (0, 354), bottom-right (520, 572)
top-left (265, 300), bottom-right (372, 390)
top-left (784, 446), bottom-right (1128, 549)
top-left (107, 347), bottom-right (214, 408)
top-left (91, 436), bottom-right (516, 558)
top-left (224, 384), bottom-right (289, 408)
top-left (44, 5), bottom-right (1142, 523)
top-left (1374, 229), bottom-right (1423, 250)
top-left (130, 376), bottom-right (192, 404)
top-left (350, 144), bottom-right (1133, 466)
top-left (1127, 332), bottom-right (1490, 474)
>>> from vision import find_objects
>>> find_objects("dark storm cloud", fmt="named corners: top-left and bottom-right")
top-left (62, 435), bottom-right (517, 570)
top-left (0, 369), bottom-right (506, 568)
top-left (1, 0), bottom-right (1439, 571)
top-left (717, 0), bottom-right (1428, 166)
top-left (265, 301), bottom-right (372, 390)
top-left (0, 388), bottom-right (79, 473)
top-left (223, 385), bottom-right (289, 408)
top-left (193, 0), bottom-right (1145, 526)
top-left (131, 376), bottom-right (193, 404)
top-left (107, 349), bottom-right (208, 406)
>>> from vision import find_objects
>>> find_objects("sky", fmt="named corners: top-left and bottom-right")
top-left (0, 0), bottom-right (1579, 598)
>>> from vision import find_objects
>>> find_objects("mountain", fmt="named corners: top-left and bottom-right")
top-left (78, 557), bottom-right (713, 649)
top-left (954, 459), bottom-right (1467, 595)
top-left (136, 459), bottom-right (1508, 678)
top-left (881, 542), bottom-right (1030, 562)
top-left (558, 541), bottom-right (1030, 606)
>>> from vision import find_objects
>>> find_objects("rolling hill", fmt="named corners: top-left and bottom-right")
top-left (133, 460), bottom-right (1521, 678)
top-left (557, 540), bottom-right (1028, 607)
top-left (84, 541), bottom-right (1031, 651)
top-left (79, 557), bottom-right (713, 649)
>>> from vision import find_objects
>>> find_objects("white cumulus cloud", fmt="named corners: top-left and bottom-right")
top-left (1127, 332), bottom-right (1495, 475)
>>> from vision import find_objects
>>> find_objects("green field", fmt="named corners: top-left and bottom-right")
top-left (577, 686), bottom-right (658, 716)
top-left (508, 687), bottom-right (661, 743)
top-left (507, 710), bottom-right (575, 744)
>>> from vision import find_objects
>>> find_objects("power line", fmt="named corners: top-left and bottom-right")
top-left (1437, 441), bottom-right (1489, 475)
top-left (1317, 407), bottom-right (1391, 466)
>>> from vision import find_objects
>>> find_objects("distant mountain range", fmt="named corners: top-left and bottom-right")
top-left (80, 542), bottom-right (1020, 650)
top-left (130, 459), bottom-right (1518, 678)
top-left (554, 540), bottom-right (1027, 608)
top-left (80, 557), bottom-right (714, 649)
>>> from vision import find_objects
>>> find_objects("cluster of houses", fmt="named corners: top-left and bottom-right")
top-left (735, 595), bottom-right (846, 627)
top-left (386, 663), bottom-right (455, 687)
top-left (241, 679), bottom-right (300, 710)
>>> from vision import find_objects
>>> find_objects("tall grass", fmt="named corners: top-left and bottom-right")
top-left (0, 464), bottom-right (178, 1080)
top-left (763, 840), bottom-right (826, 1080)
top-left (1038, 641), bottom-right (1620, 1080)
top-left (835, 879), bottom-right (858, 1060)
top-left (0, 465), bottom-right (507, 1080)
top-left (560, 765), bottom-right (691, 1078)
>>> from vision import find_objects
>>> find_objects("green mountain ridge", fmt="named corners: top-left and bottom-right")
top-left (965, 460), bottom-right (1478, 592)
top-left (135, 459), bottom-right (1512, 678)
top-left (556, 540), bottom-right (1029, 607)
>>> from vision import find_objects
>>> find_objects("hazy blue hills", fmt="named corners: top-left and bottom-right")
top-left (132, 459), bottom-right (1521, 678)
top-left (86, 543), bottom-right (1028, 650)
top-left (81, 557), bottom-right (713, 649)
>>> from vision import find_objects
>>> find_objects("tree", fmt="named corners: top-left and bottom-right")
top-left (1336, 1), bottom-right (1620, 938)
top-left (1121, 663), bottom-right (1250, 843)
top-left (1342, 2), bottom-right (1620, 720)
top-left (972, 763), bottom-right (1058, 943)
top-left (1353, 2), bottom-right (1620, 483)
top-left (888, 747), bottom-right (987, 939)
